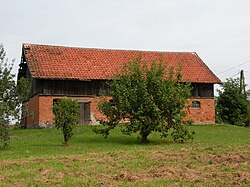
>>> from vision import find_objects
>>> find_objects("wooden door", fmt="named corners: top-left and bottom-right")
top-left (79, 101), bottom-right (91, 125)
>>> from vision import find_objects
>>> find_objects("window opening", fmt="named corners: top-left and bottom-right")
top-left (192, 101), bottom-right (201, 108)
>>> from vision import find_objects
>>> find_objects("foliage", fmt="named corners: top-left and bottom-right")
top-left (216, 78), bottom-right (250, 126)
top-left (0, 44), bottom-right (16, 147)
top-left (16, 77), bottom-right (31, 127)
top-left (52, 98), bottom-right (80, 145)
top-left (94, 56), bottom-right (194, 143)
top-left (0, 122), bottom-right (9, 148)
top-left (0, 44), bottom-right (31, 147)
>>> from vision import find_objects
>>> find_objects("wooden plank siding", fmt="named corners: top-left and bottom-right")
top-left (30, 79), bottom-right (213, 99)
top-left (31, 79), bottom-right (109, 97)
top-left (191, 83), bottom-right (214, 98)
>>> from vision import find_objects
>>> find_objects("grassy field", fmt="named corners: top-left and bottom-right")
top-left (0, 124), bottom-right (249, 186)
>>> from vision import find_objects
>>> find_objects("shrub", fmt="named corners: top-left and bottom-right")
top-left (52, 98), bottom-right (80, 145)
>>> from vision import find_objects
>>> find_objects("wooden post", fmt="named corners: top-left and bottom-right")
top-left (240, 70), bottom-right (247, 99)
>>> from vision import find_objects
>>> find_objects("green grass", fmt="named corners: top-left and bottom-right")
top-left (0, 124), bottom-right (250, 186)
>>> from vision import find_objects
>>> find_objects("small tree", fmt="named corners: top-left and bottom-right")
top-left (53, 98), bottom-right (80, 145)
top-left (0, 44), bottom-right (16, 147)
top-left (217, 78), bottom-right (250, 126)
top-left (94, 56), bottom-right (194, 143)
top-left (0, 44), bottom-right (31, 147)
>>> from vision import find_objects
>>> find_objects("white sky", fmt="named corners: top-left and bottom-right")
top-left (1, 0), bottom-right (250, 91)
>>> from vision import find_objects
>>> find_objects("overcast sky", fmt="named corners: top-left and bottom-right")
top-left (1, 0), bottom-right (250, 90)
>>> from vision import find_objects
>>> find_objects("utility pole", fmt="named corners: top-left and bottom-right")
top-left (240, 70), bottom-right (246, 99)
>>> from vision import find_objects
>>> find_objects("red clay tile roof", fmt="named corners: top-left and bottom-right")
top-left (22, 43), bottom-right (221, 83)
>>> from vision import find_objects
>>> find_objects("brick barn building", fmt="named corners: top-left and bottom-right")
top-left (18, 44), bottom-right (221, 128)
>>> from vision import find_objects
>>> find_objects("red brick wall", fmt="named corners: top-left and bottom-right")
top-left (187, 98), bottom-right (215, 124)
top-left (25, 96), bottom-right (215, 128)
top-left (25, 95), bottom-right (39, 128)
top-left (38, 96), bottom-right (54, 125)
top-left (25, 95), bottom-right (106, 128)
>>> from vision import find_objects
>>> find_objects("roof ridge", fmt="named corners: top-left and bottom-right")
top-left (22, 43), bottom-right (196, 54)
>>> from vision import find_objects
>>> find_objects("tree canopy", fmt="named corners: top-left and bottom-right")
top-left (95, 56), bottom-right (194, 143)
top-left (0, 44), bottom-right (16, 147)
top-left (0, 44), bottom-right (30, 147)
top-left (216, 78), bottom-right (250, 126)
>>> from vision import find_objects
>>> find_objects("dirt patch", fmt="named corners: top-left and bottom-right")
top-left (110, 149), bottom-right (250, 186)
top-left (150, 152), bottom-right (189, 162)
top-left (0, 158), bottom-right (49, 167)
top-left (112, 165), bottom-right (250, 186)
top-left (39, 168), bottom-right (55, 177)
top-left (0, 175), bottom-right (8, 182)
top-left (207, 152), bottom-right (248, 164)
top-left (0, 153), bottom-right (115, 167)
top-left (112, 166), bottom-right (205, 183)
top-left (0, 160), bottom-right (33, 167)
top-left (1, 145), bottom-right (249, 186)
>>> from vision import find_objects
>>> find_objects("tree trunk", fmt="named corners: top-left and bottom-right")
top-left (141, 132), bottom-right (149, 143)
top-left (63, 134), bottom-right (69, 146)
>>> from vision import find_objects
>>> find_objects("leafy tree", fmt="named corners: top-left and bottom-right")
top-left (52, 98), bottom-right (80, 145)
top-left (0, 44), bottom-right (31, 147)
top-left (94, 56), bottom-right (194, 143)
top-left (16, 77), bottom-right (31, 128)
top-left (0, 44), bottom-right (17, 147)
top-left (216, 78), bottom-right (250, 126)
